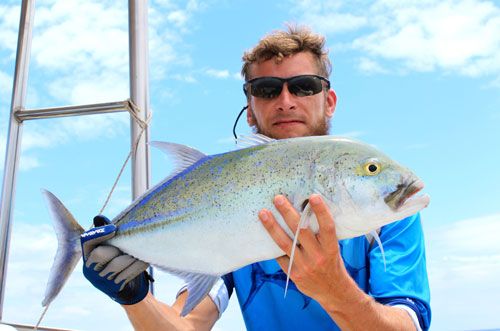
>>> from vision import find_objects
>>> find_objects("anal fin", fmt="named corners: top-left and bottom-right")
top-left (155, 265), bottom-right (218, 316)
top-left (182, 273), bottom-right (219, 316)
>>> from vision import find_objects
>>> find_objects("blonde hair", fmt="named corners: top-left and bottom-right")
top-left (241, 25), bottom-right (331, 81)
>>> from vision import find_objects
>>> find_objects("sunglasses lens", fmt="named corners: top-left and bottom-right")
top-left (245, 75), bottom-right (328, 99)
top-left (288, 76), bottom-right (324, 97)
top-left (251, 78), bottom-right (283, 99)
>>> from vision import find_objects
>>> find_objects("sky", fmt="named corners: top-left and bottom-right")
top-left (0, 0), bottom-right (499, 330)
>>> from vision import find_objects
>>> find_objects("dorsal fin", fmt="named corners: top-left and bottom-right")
top-left (236, 133), bottom-right (275, 148)
top-left (112, 141), bottom-right (207, 223)
top-left (150, 141), bottom-right (207, 175)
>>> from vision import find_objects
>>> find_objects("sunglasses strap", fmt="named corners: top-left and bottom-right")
top-left (232, 105), bottom-right (248, 140)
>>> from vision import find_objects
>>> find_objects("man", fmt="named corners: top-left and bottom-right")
top-left (82, 26), bottom-right (431, 330)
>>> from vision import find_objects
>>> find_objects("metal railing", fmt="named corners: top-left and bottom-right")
top-left (0, 0), bottom-right (152, 325)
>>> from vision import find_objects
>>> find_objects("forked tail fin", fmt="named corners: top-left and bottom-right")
top-left (37, 190), bottom-right (85, 326)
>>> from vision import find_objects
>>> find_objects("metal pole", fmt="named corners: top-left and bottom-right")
top-left (128, 0), bottom-right (150, 199)
top-left (0, 0), bottom-right (35, 319)
top-left (15, 100), bottom-right (129, 121)
top-left (128, 0), bottom-right (153, 291)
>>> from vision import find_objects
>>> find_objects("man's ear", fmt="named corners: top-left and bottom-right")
top-left (325, 89), bottom-right (337, 118)
top-left (246, 103), bottom-right (256, 126)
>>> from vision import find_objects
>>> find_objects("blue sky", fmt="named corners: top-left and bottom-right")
top-left (0, 0), bottom-right (499, 330)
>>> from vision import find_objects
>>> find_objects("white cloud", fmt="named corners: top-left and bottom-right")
top-left (0, 70), bottom-right (11, 101)
top-left (149, 0), bottom-right (206, 74)
top-left (233, 72), bottom-right (243, 80)
top-left (33, 2), bottom-right (129, 70)
top-left (428, 213), bottom-right (500, 256)
top-left (10, 112), bottom-right (129, 171)
top-left (97, 185), bottom-right (132, 217)
top-left (167, 10), bottom-right (189, 29)
top-left (0, 4), bottom-right (20, 57)
top-left (292, 0), bottom-right (500, 79)
top-left (335, 130), bottom-right (365, 138)
top-left (205, 68), bottom-right (230, 79)
top-left (354, 0), bottom-right (500, 75)
top-left (425, 213), bottom-right (500, 329)
top-left (19, 155), bottom-right (41, 171)
top-left (0, 134), bottom-right (5, 168)
top-left (167, 68), bottom-right (240, 84)
top-left (357, 57), bottom-right (388, 74)
top-left (171, 73), bottom-right (197, 83)
top-left (42, 113), bottom-right (127, 144)
top-left (0, 71), bottom-right (11, 164)
top-left (289, 1), bottom-right (369, 34)
top-left (47, 74), bottom-right (129, 106)
top-left (153, 0), bottom-right (206, 29)
top-left (203, 68), bottom-right (243, 80)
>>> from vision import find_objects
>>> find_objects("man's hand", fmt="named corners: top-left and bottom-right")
top-left (258, 194), bottom-right (353, 309)
top-left (259, 194), bottom-right (419, 330)
top-left (81, 215), bottom-right (150, 305)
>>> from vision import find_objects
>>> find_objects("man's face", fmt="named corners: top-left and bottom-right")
top-left (246, 52), bottom-right (337, 139)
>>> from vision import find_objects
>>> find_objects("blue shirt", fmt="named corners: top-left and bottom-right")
top-left (222, 213), bottom-right (431, 330)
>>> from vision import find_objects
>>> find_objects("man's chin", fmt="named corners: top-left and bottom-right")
top-left (259, 130), bottom-right (310, 140)
top-left (259, 129), bottom-right (325, 140)
top-left (254, 122), bottom-right (330, 139)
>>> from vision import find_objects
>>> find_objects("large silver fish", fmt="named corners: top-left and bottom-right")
top-left (41, 134), bottom-right (429, 317)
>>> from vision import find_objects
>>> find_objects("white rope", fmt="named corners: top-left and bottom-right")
top-left (34, 305), bottom-right (49, 330)
top-left (99, 99), bottom-right (152, 215)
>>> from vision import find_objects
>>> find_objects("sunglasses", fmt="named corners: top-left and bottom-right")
top-left (243, 74), bottom-right (330, 99)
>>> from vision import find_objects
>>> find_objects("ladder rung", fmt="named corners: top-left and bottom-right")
top-left (15, 100), bottom-right (130, 122)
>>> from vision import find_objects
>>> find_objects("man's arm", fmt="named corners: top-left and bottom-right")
top-left (259, 194), bottom-right (419, 331)
top-left (81, 216), bottom-right (221, 331)
top-left (123, 291), bottom-right (219, 331)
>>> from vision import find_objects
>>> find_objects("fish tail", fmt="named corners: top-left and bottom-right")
top-left (40, 189), bottom-right (85, 307)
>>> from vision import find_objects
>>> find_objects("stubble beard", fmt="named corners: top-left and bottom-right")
top-left (250, 110), bottom-right (331, 139)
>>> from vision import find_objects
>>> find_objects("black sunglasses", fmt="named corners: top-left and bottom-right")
top-left (243, 74), bottom-right (330, 99)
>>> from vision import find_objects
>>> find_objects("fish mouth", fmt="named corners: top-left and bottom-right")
top-left (385, 179), bottom-right (430, 211)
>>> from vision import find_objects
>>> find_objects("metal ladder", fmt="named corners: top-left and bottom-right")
top-left (0, 0), bottom-right (152, 326)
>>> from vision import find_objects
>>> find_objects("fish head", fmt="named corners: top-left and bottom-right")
top-left (315, 138), bottom-right (430, 237)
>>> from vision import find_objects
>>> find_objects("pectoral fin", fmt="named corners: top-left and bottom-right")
top-left (367, 230), bottom-right (386, 271)
top-left (284, 201), bottom-right (315, 297)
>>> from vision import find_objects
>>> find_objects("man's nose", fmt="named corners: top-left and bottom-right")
top-left (276, 83), bottom-right (296, 110)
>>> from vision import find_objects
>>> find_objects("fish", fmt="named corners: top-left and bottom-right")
top-left (40, 134), bottom-right (430, 318)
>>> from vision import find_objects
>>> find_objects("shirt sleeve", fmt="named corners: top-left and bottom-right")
top-left (394, 304), bottom-right (423, 331)
top-left (208, 277), bottom-right (230, 318)
top-left (368, 213), bottom-right (432, 330)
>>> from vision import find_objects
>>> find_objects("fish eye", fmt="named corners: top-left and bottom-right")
top-left (364, 160), bottom-right (381, 176)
